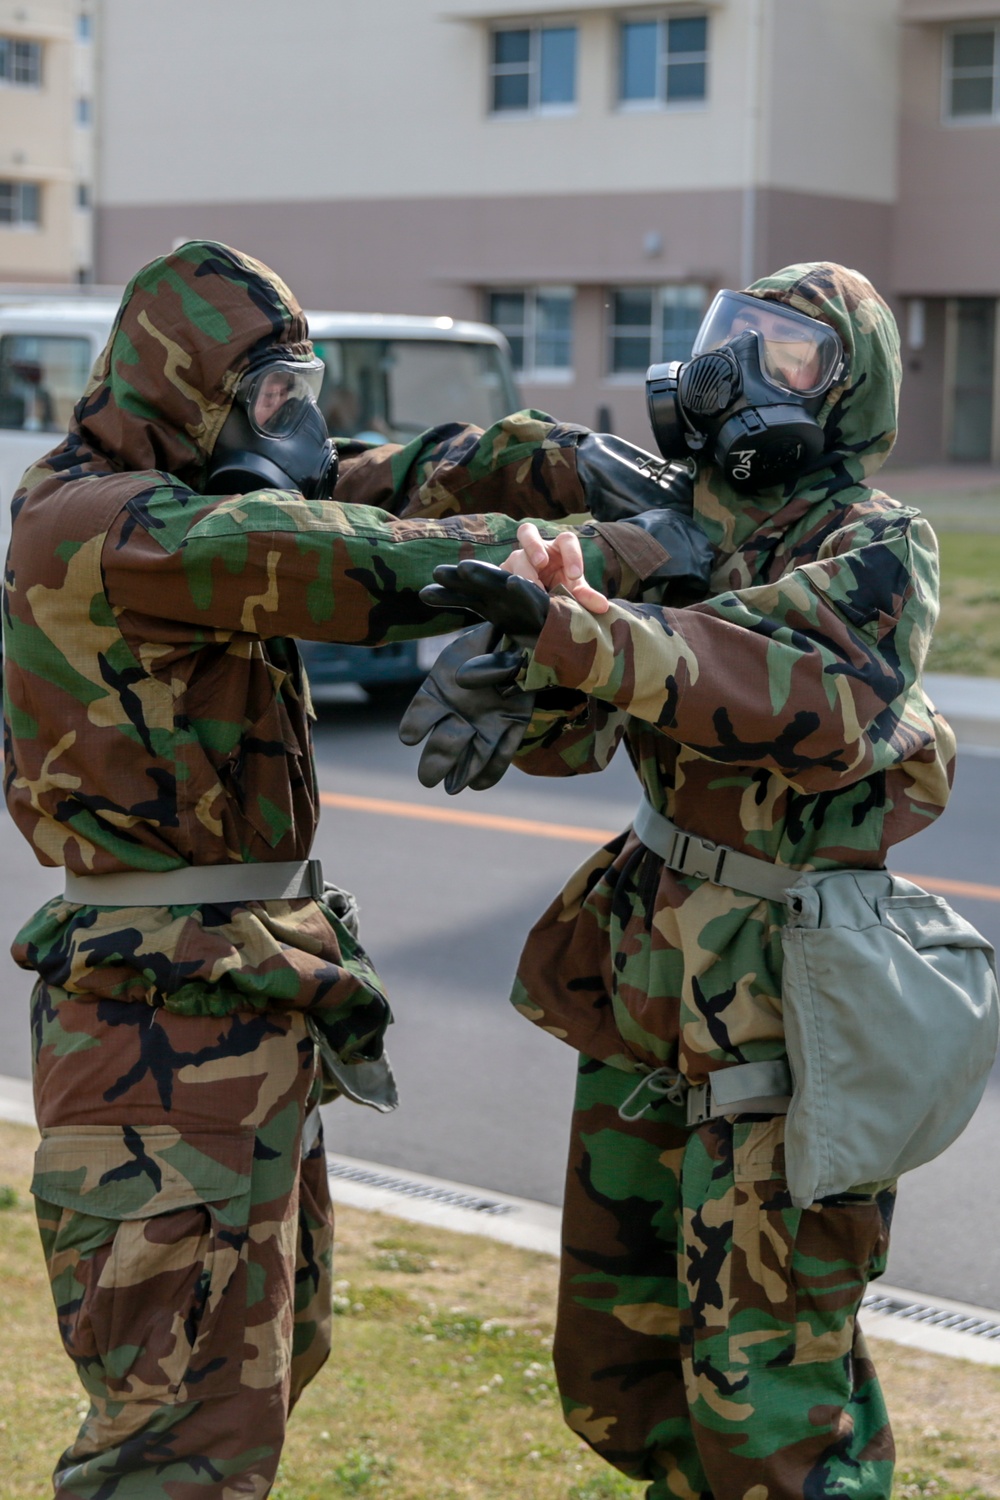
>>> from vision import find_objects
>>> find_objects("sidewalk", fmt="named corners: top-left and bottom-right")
top-left (924, 671), bottom-right (1000, 749)
top-left (883, 463), bottom-right (1000, 499)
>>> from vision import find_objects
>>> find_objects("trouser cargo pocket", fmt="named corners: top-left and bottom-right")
top-left (32, 1123), bottom-right (255, 1404)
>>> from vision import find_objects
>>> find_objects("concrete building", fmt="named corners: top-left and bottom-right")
top-left (0, 0), bottom-right (95, 283)
top-left (93, 0), bottom-right (1000, 464)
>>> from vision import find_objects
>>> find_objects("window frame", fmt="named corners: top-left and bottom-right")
top-left (0, 179), bottom-right (41, 230)
top-left (486, 285), bottom-right (576, 381)
top-left (617, 10), bottom-right (710, 113)
top-left (943, 23), bottom-right (1000, 126)
top-left (488, 20), bottom-right (579, 118)
top-left (0, 35), bottom-right (43, 88)
top-left (605, 282), bottom-right (707, 381)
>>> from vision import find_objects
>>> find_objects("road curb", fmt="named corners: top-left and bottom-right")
top-left (3, 1073), bottom-right (998, 1366)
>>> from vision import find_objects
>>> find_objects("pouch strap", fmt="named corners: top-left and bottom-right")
top-left (64, 858), bottom-right (325, 907)
top-left (618, 1058), bottom-right (793, 1126)
top-left (633, 797), bottom-right (797, 905)
top-left (685, 1058), bottom-right (793, 1126)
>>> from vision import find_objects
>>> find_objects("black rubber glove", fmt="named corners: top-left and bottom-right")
top-left (397, 622), bottom-right (535, 794)
top-left (417, 559), bottom-right (549, 645)
top-left (615, 508), bottom-right (716, 605)
top-left (575, 432), bottom-right (696, 521)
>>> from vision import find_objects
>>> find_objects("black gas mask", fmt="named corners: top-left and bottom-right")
top-left (207, 355), bottom-right (339, 499)
top-left (646, 290), bottom-right (847, 493)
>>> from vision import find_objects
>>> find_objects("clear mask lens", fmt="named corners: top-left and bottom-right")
top-left (240, 362), bottom-right (324, 437)
top-left (692, 290), bottom-right (844, 397)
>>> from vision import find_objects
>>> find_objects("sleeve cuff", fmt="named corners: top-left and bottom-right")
top-left (589, 520), bottom-right (672, 596)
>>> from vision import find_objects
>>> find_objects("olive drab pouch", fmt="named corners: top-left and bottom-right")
top-left (779, 870), bottom-right (1000, 1208)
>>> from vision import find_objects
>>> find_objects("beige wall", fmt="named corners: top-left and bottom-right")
top-left (764, 0), bottom-right (900, 201)
top-left (0, 0), bottom-right (81, 280)
top-left (98, 0), bottom-right (898, 210)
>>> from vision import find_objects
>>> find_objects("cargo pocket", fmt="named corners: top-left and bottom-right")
top-left (731, 1116), bottom-right (880, 1369)
top-left (31, 1123), bottom-right (255, 1403)
top-left (791, 1189), bottom-right (883, 1368)
top-left (728, 1117), bottom-right (798, 1370)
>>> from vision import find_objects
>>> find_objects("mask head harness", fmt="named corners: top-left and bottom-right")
top-left (645, 289), bottom-right (847, 492)
top-left (207, 353), bottom-right (339, 499)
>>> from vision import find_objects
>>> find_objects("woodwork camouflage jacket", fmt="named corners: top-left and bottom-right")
top-left (2, 240), bottom-right (649, 1071)
top-left (509, 261), bottom-right (957, 1083)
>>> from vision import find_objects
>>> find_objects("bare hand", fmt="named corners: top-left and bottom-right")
top-left (502, 523), bottom-right (609, 614)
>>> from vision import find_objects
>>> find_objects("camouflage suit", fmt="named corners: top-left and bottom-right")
top-left (4, 241), bottom-right (660, 1498)
top-left (505, 264), bottom-right (955, 1499)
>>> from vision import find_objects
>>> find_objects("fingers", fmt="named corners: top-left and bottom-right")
top-left (417, 719), bottom-right (479, 789)
top-left (565, 577), bottom-right (611, 614)
top-left (514, 525), bottom-right (584, 589)
top-left (454, 648), bottom-right (525, 690)
top-left (397, 687), bottom-right (448, 745)
top-left (550, 529), bottom-right (584, 584)
top-left (418, 584), bottom-right (485, 614)
top-left (501, 548), bottom-right (542, 584)
top-left (515, 522), bottom-right (550, 575)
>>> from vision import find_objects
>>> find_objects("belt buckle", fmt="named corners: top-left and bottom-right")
top-left (686, 1083), bottom-right (711, 1127)
top-left (678, 834), bottom-right (725, 885)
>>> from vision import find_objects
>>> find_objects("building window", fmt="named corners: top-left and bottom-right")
top-left (487, 287), bottom-right (574, 377)
top-left (945, 26), bottom-right (999, 121)
top-left (0, 36), bottom-right (42, 86)
top-left (76, 181), bottom-right (90, 209)
top-left (77, 95), bottom-right (92, 125)
top-left (608, 284), bottom-right (706, 373)
top-left (491, 25), bottom-right (577, 114)
top-left (620, 15), bottom-right (708, 107)
top-left (77, 12), bottom-right (93, 41)
top-left (0, 180), bottom-right (40, 228)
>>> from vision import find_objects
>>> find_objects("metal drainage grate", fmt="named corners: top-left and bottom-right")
top-left (863, 1292), bottom-right (1000, 1342)
top-left (327, 1161), bottom-right (514, 1217)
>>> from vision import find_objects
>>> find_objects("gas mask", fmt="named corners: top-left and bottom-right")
top-left (207, 355), bottom-right (339, 499)
top-left (645, 290), bottom-right (847, 492)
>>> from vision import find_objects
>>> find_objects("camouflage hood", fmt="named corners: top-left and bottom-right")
top-left (70, 240), bottom-right (315, 487)
top-left (694, 261), bottom-right (902, 553)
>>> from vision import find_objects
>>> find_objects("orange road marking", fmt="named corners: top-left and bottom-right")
top-left (894, 873), bottom-right (1000, 903)
top-left (318, 791), bottom-right (1000, 903)
top-left (319, 791), bottom-right (614, 844)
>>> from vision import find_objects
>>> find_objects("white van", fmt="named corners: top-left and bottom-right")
top-left (0, 299), bottom-right (520, 690)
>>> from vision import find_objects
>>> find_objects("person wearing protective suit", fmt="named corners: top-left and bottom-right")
top-left (402, 262), bottom-right (956, 1499)
top-left (4, 239), bottom-right (716, 1499)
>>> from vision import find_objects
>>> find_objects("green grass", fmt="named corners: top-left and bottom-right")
top-left (927, 531), bottom-right (1000, 677)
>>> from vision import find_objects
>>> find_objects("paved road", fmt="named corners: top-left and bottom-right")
top-left (1, 693), bottom-right (998, 1307)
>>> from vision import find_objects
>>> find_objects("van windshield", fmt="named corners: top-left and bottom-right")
top-left (312, 338), bottom-right (519, 443)
top-left (0, 334), bottom-right (92, 432)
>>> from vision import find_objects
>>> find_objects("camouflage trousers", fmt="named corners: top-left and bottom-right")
top-left (29, 983), bottom-right (334, 1500)
top-left (555, 1057), bottom-right (896, 1500)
